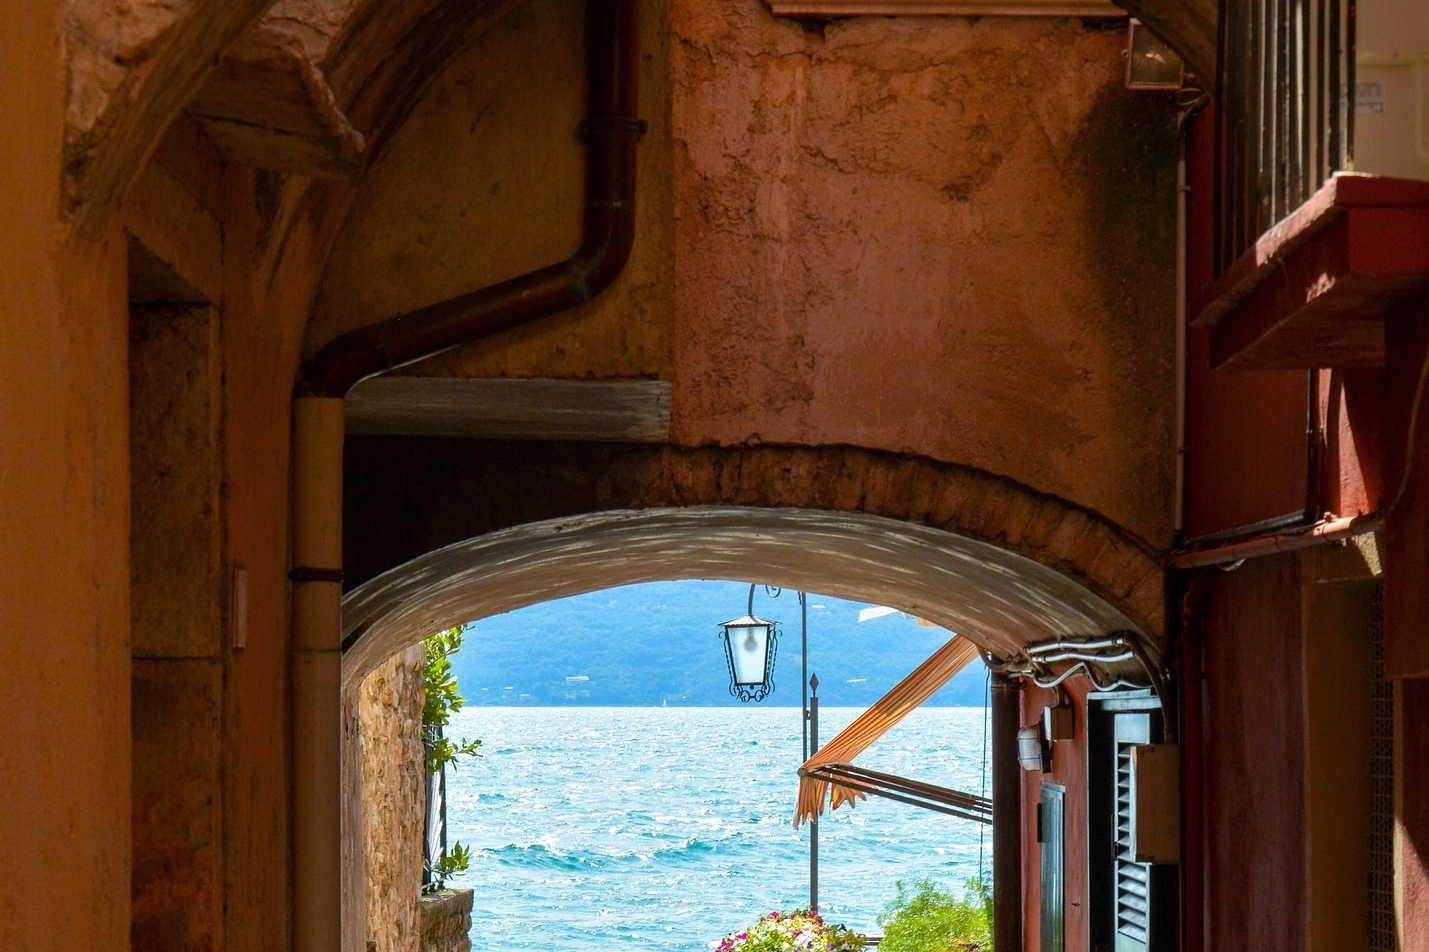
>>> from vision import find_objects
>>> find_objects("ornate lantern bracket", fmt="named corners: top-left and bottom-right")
top-left (718, 584), bottom-right (780, 702)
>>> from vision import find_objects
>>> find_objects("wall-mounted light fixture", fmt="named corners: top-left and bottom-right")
top-left (1126, 19), bottom-right (1185, 90)
top-left (1018, 722), bottom-right (1050, 772)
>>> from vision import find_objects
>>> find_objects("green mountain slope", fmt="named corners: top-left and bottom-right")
top-left (448, 580), bottom-right (990, 707)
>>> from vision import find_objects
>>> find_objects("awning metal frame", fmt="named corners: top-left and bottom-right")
top-left (799, 762), bottom-right (993, 825)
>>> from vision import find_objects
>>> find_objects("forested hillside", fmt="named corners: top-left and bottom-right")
top-left (448, 580), bottom-right (989, 707)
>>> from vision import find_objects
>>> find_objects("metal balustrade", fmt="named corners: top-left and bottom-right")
top-left (1215, 0), bottom-right (1355, 273)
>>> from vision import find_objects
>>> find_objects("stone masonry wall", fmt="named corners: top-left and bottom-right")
top-left (420, 888), bottom-right (474, 952)
top-left (360, 643), bottom-right (427, 952)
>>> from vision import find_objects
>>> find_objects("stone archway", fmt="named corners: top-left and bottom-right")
top-left (342, 443), bottom-right (1168, 662)
top-left (342, 505), bottom-right (1153, 686)
top-left (338, 501), bottom-right (1161, 949)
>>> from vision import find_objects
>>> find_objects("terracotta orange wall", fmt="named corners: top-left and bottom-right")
top-left (1384, 303), bottom-right (1429, 677)
top-left (1020, 682), bottom-right (1090, 952)
top-left (0, 4), bottom-right (132, 949)
top-left (1200, 554), bottom-right (1306, 952)
top-left (220, 162), bottom-right (302, 951)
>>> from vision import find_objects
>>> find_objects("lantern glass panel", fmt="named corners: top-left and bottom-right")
top-left (729, 624), bottom-right (771, 685)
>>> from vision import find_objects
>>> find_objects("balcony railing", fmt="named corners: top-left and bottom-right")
top-left (1214, 0), bottom-right (1355, 273)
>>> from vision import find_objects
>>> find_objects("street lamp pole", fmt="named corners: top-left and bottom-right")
top-left (799, 593), bottom-right (821, 911)
top-left (801, 593), bottom-right (808, 761)
top-left (809, 669), bottom-right (819, 913)
top-left (721, 584), bottom-right (818, 910)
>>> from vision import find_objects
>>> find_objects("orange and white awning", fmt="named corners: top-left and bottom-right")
top-left (794, 634), bottom-right (983, 827)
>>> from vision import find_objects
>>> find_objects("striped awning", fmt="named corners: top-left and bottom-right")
top-left (794, 634), bottom-right (982, 827)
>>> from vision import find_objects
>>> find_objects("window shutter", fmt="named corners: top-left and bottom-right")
top-left (1115, 741), bottom-right (1151, 945)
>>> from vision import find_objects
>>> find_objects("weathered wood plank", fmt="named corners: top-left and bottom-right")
top-left (1196, 175), bottom-right (1429, 370)
top-left (344, 377), bottom-right (673, 443)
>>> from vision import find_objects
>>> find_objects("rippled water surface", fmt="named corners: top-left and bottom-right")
top-left (445, 706), bottom-right (991, 952)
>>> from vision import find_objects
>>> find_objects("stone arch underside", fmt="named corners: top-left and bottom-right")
top-left (341, 505), bottom-right (1154, 690)
top-left (341, 443), bottom-right (1168, 679)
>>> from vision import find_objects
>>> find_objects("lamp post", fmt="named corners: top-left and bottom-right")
top-left (719, 583), bottom-right (819, 911)
top-left (808, 670), bottom-right (819, 913)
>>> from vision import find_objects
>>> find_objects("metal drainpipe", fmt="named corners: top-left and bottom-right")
top-left (1174, 117), bottom-right (1188, 535)
top-left (288, 2), bottom-right (642, 949)
top-left (990, 673), bottom-right (1024, 952)
top-left (295, 0), bottom-right (643, 399)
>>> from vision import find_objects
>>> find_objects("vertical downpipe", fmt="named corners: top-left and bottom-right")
top-left (1174, 130), bottom-right (1189, 535)
top-left (991, 673), bottom-right (1024, 952)
top-left (291, 397), bottom-right (346, 952)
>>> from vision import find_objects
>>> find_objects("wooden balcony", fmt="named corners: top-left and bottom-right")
top-left (1194, 173), bottom-right (1429, 370)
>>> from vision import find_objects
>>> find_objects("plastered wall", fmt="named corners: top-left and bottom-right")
top-left (0, 5), bottom-right (133, 950)
top-left (311, 0), bottom-right (1179, 549)
top-left (309, 0), bottom-right (675, 381)
top-left (669, 6), bottom-right (1178, 549)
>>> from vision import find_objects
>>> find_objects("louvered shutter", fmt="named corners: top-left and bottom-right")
top-left (1113, 713), bottom-right (1151, 952)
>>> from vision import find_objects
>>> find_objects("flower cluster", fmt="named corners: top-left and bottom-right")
top-left (714, 910), bottom-right (868, 952)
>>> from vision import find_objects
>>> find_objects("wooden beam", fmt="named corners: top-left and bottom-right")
top-left (124, 161), bottom-right (222, 304)
top-left (766, 0), bottom-right (1124, 15)
top-left (186, 28), bottom-right (365, 179)
top-left (761, 0), bottom-right (1216, 88)
top-left (344, 377), bottom-right (672, 443)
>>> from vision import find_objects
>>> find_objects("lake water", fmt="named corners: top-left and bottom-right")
top-left (444, 705), bottom-right (992, 952)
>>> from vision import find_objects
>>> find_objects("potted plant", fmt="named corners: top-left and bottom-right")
top-left (715, 910), bottom-right (867, 952)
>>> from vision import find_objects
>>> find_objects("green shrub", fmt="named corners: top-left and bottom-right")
top-left (877, 879), bottom-right (992, 952)
top-left (423, 626), bottom-right (482, 774)
top-left (422, 627), bottom-right (482, 893)
top-left (426, 843), bottom-right (472, 891)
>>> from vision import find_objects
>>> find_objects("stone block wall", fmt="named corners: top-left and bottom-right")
top-left (360, 643), bottom-right (428, 952)
top-left (421, 888), bottom-right (474, 952)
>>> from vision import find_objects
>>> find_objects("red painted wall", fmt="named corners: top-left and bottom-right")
top-left (1183, 108), bottom-right (1314, 540)
top-left (1021, 682), bottom-right (1090, 952)
top-left (1384, 305), bottom-right (1429, 676)
top-left (1201, 554), bottom-right (1306, 951)
top-left (1400, 680), bottom-right (1429, 950)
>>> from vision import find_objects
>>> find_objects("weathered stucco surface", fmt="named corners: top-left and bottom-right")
top-left (670, 5), bottom-right (1178, 548)
top-left (309, 0), bottom-right (675, 381)
top-left (0, 6), bottom-right (132, 948)
top-left (342, 441), bottom-right (1166, 639)
top-left (360, 643), bottom-right (427, 952)
top-left (312, 0), bottom-right (1176, 547)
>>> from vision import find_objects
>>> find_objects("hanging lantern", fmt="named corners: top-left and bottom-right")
top-left (718, 608), bottom-right (779, 702)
